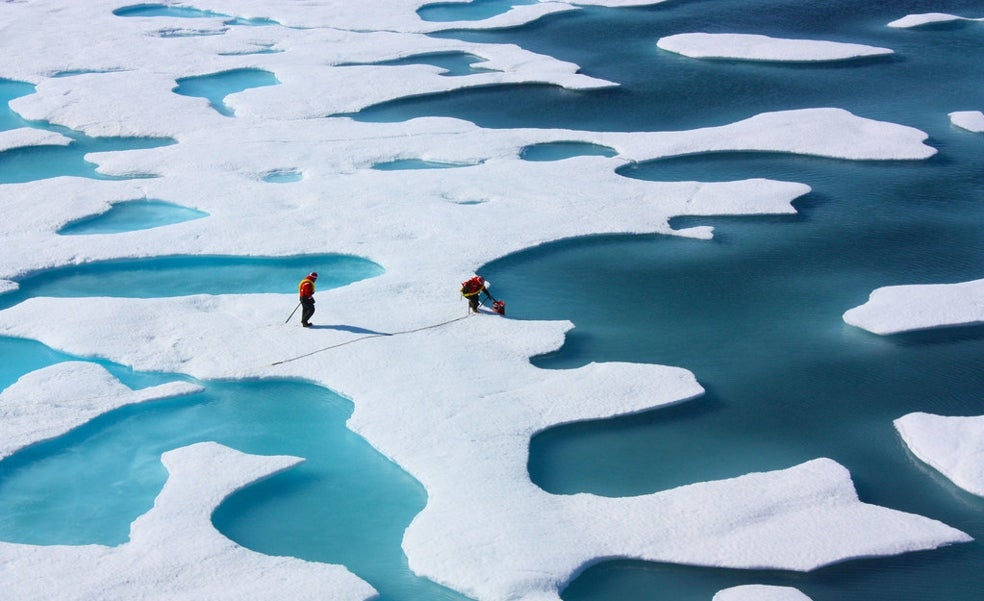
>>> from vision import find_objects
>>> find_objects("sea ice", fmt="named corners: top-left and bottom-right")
top-left (843, 278), bottom-right (984, 335)
top-left (657, 33), bottom-right (893, 62)
top-left (714, 585), bottom-right (812, 601)
top-left (0, 1), bottom-right (972, 600)
top-left (950, 110), bottom-right (984, 133)
top-left (895, 413), bottom-right (984, 498)
top-left (888, 13), bottom-right (984, 28)
top-left (0, 128), bottom-right (72, 152)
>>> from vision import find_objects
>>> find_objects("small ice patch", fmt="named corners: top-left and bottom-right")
top-left (950, 110), bottom-right (984, 133)
top-left (843, 278), bottom-right (984, 334)
top-left (895, 413), bottom-right (984, 497)
top-left (657, 33), bottom-right (893, 62)
top-left (714, 585), bottom-right (813, 601)
top-left (888, 13), bottom-right (984, 28)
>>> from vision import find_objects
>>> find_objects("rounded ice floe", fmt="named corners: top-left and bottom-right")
top-left (888, 13), bottom-right (984, 29)
top-left (0, 361), bottom-right (202, 460)
top-left (656, 33), bottom-right (893, 62)
top-left (895, 413), bottom-right (984, 497)
top-left (843, 278), bottom-right (984, 335)
top-left (950, 110), bottom-right (984, 133)
top-left (0, 442), bottom-right (378, 601)
top-left (714, 584), bottom-right (812, 601)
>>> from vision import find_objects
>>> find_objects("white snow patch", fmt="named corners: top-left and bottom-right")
top-left (895, 413), bottom-right (984, 497)
top-left (843, 278), bottom-right (984, 335)
top-left (657, 33), bottom-right (893, 62)
top-left (0, 127), bottom-right (73, 152)
top-left (950, 110), bottom-right (984, 133)
top-left (888, 13), bottom-right (984, 28)
top-left (714, 584), bottom-right (813, 601)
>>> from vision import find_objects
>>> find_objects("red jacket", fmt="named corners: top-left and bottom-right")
top-left (299, 277), bottom-right (316, 298)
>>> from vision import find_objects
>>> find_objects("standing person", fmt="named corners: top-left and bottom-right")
top-left (460, 275), bottom-right (489, 313)
top-left (299, 272), bottom-right (317, 327)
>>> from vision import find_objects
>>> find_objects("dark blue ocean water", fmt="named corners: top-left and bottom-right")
top-left (1, 2), bottom-right (982, 601)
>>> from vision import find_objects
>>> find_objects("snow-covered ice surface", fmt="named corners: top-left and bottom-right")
top-left (713, 585), bottom-right (812, 601)
top-left (888, 12), bottom-right (984, 28)
top-left (843, 278), bottom-right (984, 335)
top-left (0, 128), bottom-right (72, 153)
top-left (657, 33), bottom-right (893, 62)
top-left (895, 413), bottom-right (984, 498)
top-left (0, 2), bottom-right (975, 601)
top-left (950, 110), bottom-right (984, 133)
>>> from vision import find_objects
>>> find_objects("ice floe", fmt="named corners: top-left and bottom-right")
top-left (888, 13), bottom-right (984, 28)
top-left (843, 278), bottom-right (984, 335)
top-left (657, 33), bottom-right (893, 62)
top-left (950, 110), bottom-right (984, 133)
top-left (895, 413), bottom-right (984, 498)
top-left (714, 585), bottom-right (812, 601)
top-left (0, 128), bottom-right (73, 152)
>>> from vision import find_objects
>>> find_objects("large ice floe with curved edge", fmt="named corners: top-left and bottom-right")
top-left (0, 1), bottom-right (973, 601)
top-left (657, 33), bottom-right (893, 62)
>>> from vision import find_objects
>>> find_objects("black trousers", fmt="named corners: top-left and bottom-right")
top-left (300, 296), bottom-right (315, 324)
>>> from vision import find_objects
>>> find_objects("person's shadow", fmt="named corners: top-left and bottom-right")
top-left (309, 324), bottom-right (391, 336)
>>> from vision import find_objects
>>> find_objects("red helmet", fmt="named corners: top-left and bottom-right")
top-left (308, 272), bottom-right (318, 280)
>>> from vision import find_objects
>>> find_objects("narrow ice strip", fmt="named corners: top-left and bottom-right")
top-left (0, 128), bottom-right (72, 152)
top-left (895, 413), bottom-right (984, 497)
top-left (657, 33), bottom-right (893, 62)
top-left (888, 13), bottom-right (984, 28)
top-left (0, 362), bottom-right (202, 460)
top-left (843, 278), bottom-right (984, 334)
top-left (0, 442), bottom-right (377, 601)
top-left (714, 585), bottom-right (813, 601)
top-left (950, 110), bottom-right (984, 133)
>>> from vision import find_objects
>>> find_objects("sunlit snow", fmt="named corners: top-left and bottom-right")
top-left (657, 33), bottom-right (893, 62)
top-left (0, 2), bottom-right (976, 601)
top-left (843, 278), bottom-right (984, 335)
top-left (895, 413), bottom-right (984, 498)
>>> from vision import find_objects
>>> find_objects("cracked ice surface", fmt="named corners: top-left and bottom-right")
top-left (895, 413), bottom-right (984, 498)
top-left (0, 1), bottom-right (971, 600)
top-left (657, 33), bottom-right (893, 62)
